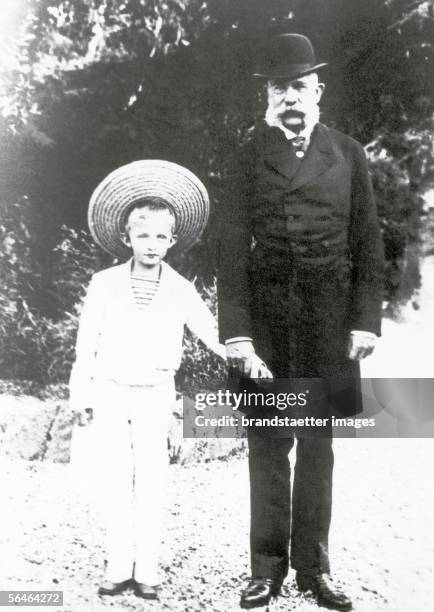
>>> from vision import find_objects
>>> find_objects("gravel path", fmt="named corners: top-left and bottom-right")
top-left (1, 438), bottom-right (434, 612)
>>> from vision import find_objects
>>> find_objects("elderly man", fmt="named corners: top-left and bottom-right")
top-left (217, 34), bottom-right (384, 610)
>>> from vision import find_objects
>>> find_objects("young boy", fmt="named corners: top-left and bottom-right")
top-left (69, 161), bottom-right (225, 600)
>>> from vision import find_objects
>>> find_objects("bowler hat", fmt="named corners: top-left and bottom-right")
top-left (253, 33), bottom-right (327, 80)
top-left (88, 160), bottom-right (209, 259)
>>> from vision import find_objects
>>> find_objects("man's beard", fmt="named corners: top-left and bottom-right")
top-left (279, 109), bottom-right (306, 131)
top-left (265, 99), bottom-right (320, 136)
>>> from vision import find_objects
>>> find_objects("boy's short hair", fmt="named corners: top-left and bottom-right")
top-left (122, 197), bottom-right (176, 234)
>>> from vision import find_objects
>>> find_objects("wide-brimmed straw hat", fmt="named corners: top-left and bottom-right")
top-left (253, 33), bottom-right (327, 80)
top-left (88, 160), bottom-right (209, 258)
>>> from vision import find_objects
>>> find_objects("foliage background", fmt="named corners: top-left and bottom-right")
top-left (0, 0), bottom-right (433, 389)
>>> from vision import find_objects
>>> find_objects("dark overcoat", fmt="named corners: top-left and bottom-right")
top-left (217, 121), bottom-right (384, 417)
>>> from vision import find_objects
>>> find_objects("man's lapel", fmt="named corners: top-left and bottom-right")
top-left (289, 123), bottom-right (337, 192)
top-left (261, 122), bottom-right (338, 191)
top-left (261, 124), bottom-right (300, 183)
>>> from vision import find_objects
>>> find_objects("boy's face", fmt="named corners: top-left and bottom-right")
top-left (122, 207), bottom-right (176, 268)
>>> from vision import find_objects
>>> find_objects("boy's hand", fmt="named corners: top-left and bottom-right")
top-left (75, 407), bottom-right (94, 427)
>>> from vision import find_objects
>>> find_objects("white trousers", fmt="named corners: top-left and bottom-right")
top-left (92, 378), bottom-right (175, 585)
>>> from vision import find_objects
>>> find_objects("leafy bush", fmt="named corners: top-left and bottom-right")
top-left (0, 201), bottom-right (107, 384)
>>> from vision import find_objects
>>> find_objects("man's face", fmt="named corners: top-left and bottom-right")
top-left (123, 207), bottom-right (176, 268)
top-left (267, 73), bottom-right (324, 132)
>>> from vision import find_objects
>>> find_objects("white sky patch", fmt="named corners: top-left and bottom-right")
top-left (0, 0), bottom-right (27, 69)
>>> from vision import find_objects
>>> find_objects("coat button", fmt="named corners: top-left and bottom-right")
top-left (287, 215), bottom-right (295, 222)
top-left (322, 240), bottom-right (330, 247)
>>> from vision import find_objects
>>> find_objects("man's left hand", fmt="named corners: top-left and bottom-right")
top-left (347, 331), bottom-right (377, 360)
top-left (74, 406), bottom-right (94, 427)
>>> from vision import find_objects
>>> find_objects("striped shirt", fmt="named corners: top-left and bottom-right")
top-left (130, 274), bottom-right (160, 309)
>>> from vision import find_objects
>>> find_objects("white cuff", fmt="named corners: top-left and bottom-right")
top-left (225, 337), bottom-right (253, 345)
top-left (350, 330), bottom-right (378, 340)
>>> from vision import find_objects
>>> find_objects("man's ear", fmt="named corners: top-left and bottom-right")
top-left (170, 234), bottom-right (178, 248)
top-left (316, 82), bottom-right (325, 102)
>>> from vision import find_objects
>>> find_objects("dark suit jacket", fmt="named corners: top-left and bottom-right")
top-left (217, 122), bottom-right (384, 412)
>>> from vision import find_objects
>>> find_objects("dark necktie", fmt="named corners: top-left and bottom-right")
top-left (291, 136), bottom-right (306, 158)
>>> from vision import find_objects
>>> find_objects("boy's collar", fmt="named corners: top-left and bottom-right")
top-left (125, 257), bottom-right (171, 279)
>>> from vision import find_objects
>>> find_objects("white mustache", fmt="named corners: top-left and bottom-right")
top-left (280, 109), bottom-right (305, 118)
top-left (265, 101), bottom-right (320, 133)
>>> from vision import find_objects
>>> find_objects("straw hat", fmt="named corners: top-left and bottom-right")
top-left (88, 160), bottom-right (210, 258)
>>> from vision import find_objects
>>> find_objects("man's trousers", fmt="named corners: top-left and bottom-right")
top-left (248, 430), bottom-right (333, 583)
top-left (92, 378), bottom-right (175, 585)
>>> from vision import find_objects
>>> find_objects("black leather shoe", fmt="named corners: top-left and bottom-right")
top-left (240, 578), bottom-right (281, 609)
top-left (97, 579), bottom-right (131, 596)
top-left (296, 572), bottom-right (352, 611)
top-left (133, 582), bottom-right (159, 600)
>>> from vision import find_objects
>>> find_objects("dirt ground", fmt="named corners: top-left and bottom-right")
top-left (1, 437), bottom-right (434, 612)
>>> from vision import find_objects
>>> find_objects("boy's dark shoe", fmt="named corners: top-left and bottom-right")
top-left (240, 578), bottom-right (282, 609)
top-left (296, 571), bottom-right (352, 611)
top-left (134, 582), bottom-right (159, 600)
top-left (97, 579), bottom-right (131, 596)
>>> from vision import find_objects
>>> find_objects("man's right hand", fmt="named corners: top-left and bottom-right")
top-left (247, 353), bottom-right (274, 380)
top-left (226, 341), bottom-right (273, 379)
top-left (226, 340), bottom-right (256, 374)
